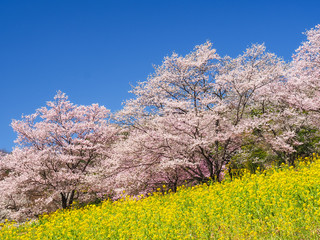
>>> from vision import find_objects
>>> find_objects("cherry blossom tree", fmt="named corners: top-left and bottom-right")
top-left (115, 42), bottom-right (288, 194)
top-left (0, 91), bottom-right (118, 220)
top-left (287, 24), bottom-right (320, 112)
top-left (273, 24), bottom-right (320, 164)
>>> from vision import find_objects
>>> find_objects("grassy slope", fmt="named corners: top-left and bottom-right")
top-left (1, 156), bottom-right (320, 240)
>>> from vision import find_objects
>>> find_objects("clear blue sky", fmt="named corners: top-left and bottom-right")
top-left (1, 0), bottom-right (320, 152)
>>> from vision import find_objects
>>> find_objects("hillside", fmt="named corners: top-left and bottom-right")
top-left (1, 155), bottom-right (320, 239)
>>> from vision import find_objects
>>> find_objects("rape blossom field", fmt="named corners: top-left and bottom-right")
top-left (1, 155), bottom-right (320, 239)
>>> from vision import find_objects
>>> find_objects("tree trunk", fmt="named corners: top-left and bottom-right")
top-left (61, 192), bottom-right (67, 209)
top-left (60, 190), bottom-right (75, 209)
